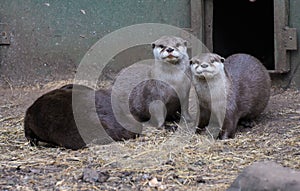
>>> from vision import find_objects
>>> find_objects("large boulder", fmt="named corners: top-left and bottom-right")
top-left (227, 161), bottom-right (300, 191)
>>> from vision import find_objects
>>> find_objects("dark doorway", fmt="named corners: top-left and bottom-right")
top-left (213, 0), bottom-right (274, 70)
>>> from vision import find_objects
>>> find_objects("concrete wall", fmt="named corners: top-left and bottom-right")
top-left (1, 0), bottom-right (300, 89)
top-left (0, 0), bottom-right (190, 87)
top-left (289, 0), bottom-right (300, 89)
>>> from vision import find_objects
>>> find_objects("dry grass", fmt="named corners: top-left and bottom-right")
top-left (0, 82), bottom-right (299, 191)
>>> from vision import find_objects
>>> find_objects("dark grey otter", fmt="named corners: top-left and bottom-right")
top-left (128, 36), bottom-right (192, 127)
top-left (190, 53), bottom-right (271, 139)
top-left (24, 84), bottom-right (141, 150)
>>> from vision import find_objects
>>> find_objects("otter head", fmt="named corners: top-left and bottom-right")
top-left (190, 53), bottom-right (225, 80)
top-left (152, 36), bottom-right (188, 64)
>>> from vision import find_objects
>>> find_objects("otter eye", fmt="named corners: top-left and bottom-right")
top-left (189, 60), bottom-right (193, 65)
top-left (158, 45), bottom-right (164, 49)
top-left (176, 43), bottom-right (181, 47)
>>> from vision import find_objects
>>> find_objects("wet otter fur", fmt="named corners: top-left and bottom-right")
top-left (190, 53), bottom-right (271, 139)
top-left (24, 84), bottom-right (140, 150)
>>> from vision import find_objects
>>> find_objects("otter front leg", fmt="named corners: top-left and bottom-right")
top-left (205, 112), bottom-right (223, 139)
top-left (180, 100), bottom-right (192, 122)
top-left (196, 106), bottom-right (210, 134)
top-left (25, 128), bottom-right (39, 146)
top-left (179, 88), bottom-right (193, 123)
top-left (218, 112), bottom-right (239, 139)
top-left (148, 100), bottom-right (167, 128)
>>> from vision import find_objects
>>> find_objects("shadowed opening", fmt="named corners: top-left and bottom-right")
top-left (213, 0), bottom-right (274, 70)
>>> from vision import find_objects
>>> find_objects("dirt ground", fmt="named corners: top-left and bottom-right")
top-left (0, 80), bottom-right (299, 191)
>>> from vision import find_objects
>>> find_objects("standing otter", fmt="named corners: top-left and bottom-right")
top-left (24, 84), bottom-right (141, 150)
top-left (190, 53), bottom-right (271, 139)
top-left (128, 36), bottom-right (192, 127)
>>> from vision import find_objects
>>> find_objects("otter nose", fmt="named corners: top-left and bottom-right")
top-left (166, 47), bottom-right (174, 53)
top-left (201, 63), bottom-right (209, 68)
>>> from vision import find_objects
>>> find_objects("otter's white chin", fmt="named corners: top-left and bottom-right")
top-left (163, 58), bottom-right (180, 64)
top-left (195, 72), bottom-right (216, 80)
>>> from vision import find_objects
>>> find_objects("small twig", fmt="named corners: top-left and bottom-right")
top-left (3, 76), bottom-right (14, 95)
top-left (0, 116), bottom-right (16, 123)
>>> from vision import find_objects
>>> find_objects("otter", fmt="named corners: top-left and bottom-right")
top-left (128, 36), bottom-right (192, 127)
top-left (190, 53), bottom-right (271, 139)
top-left (24, 84), bottom-right (141, 150)
top-left (59, 84), bottom-right (94, 90)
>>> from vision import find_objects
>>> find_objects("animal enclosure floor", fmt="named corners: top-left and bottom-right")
top-left (0, 81), bottom-right (299, 191)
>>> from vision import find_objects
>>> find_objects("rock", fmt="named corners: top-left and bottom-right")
top-left (82, 168), bottom-right (109, 183)
top-left (148, 177), bottom-right (161, 187)
top-left (227, 161), bottom-right (300, 191)
top-left (163, 159), bottom-right (176, 166)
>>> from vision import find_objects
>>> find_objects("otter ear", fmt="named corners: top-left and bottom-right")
top-left (220, 57), bottom-right (225, 63)
top-left (151, 43), bottom-right (156, 49)
top-left (183, 40), bottom-right (192, 48)
top-left (183, 40), bottom-right (188, 47)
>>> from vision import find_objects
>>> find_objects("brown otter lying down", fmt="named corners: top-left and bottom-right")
top-left (190, 53), bottom-right (271, 139)
top-left (24, 84), bottom-right (141, 150)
